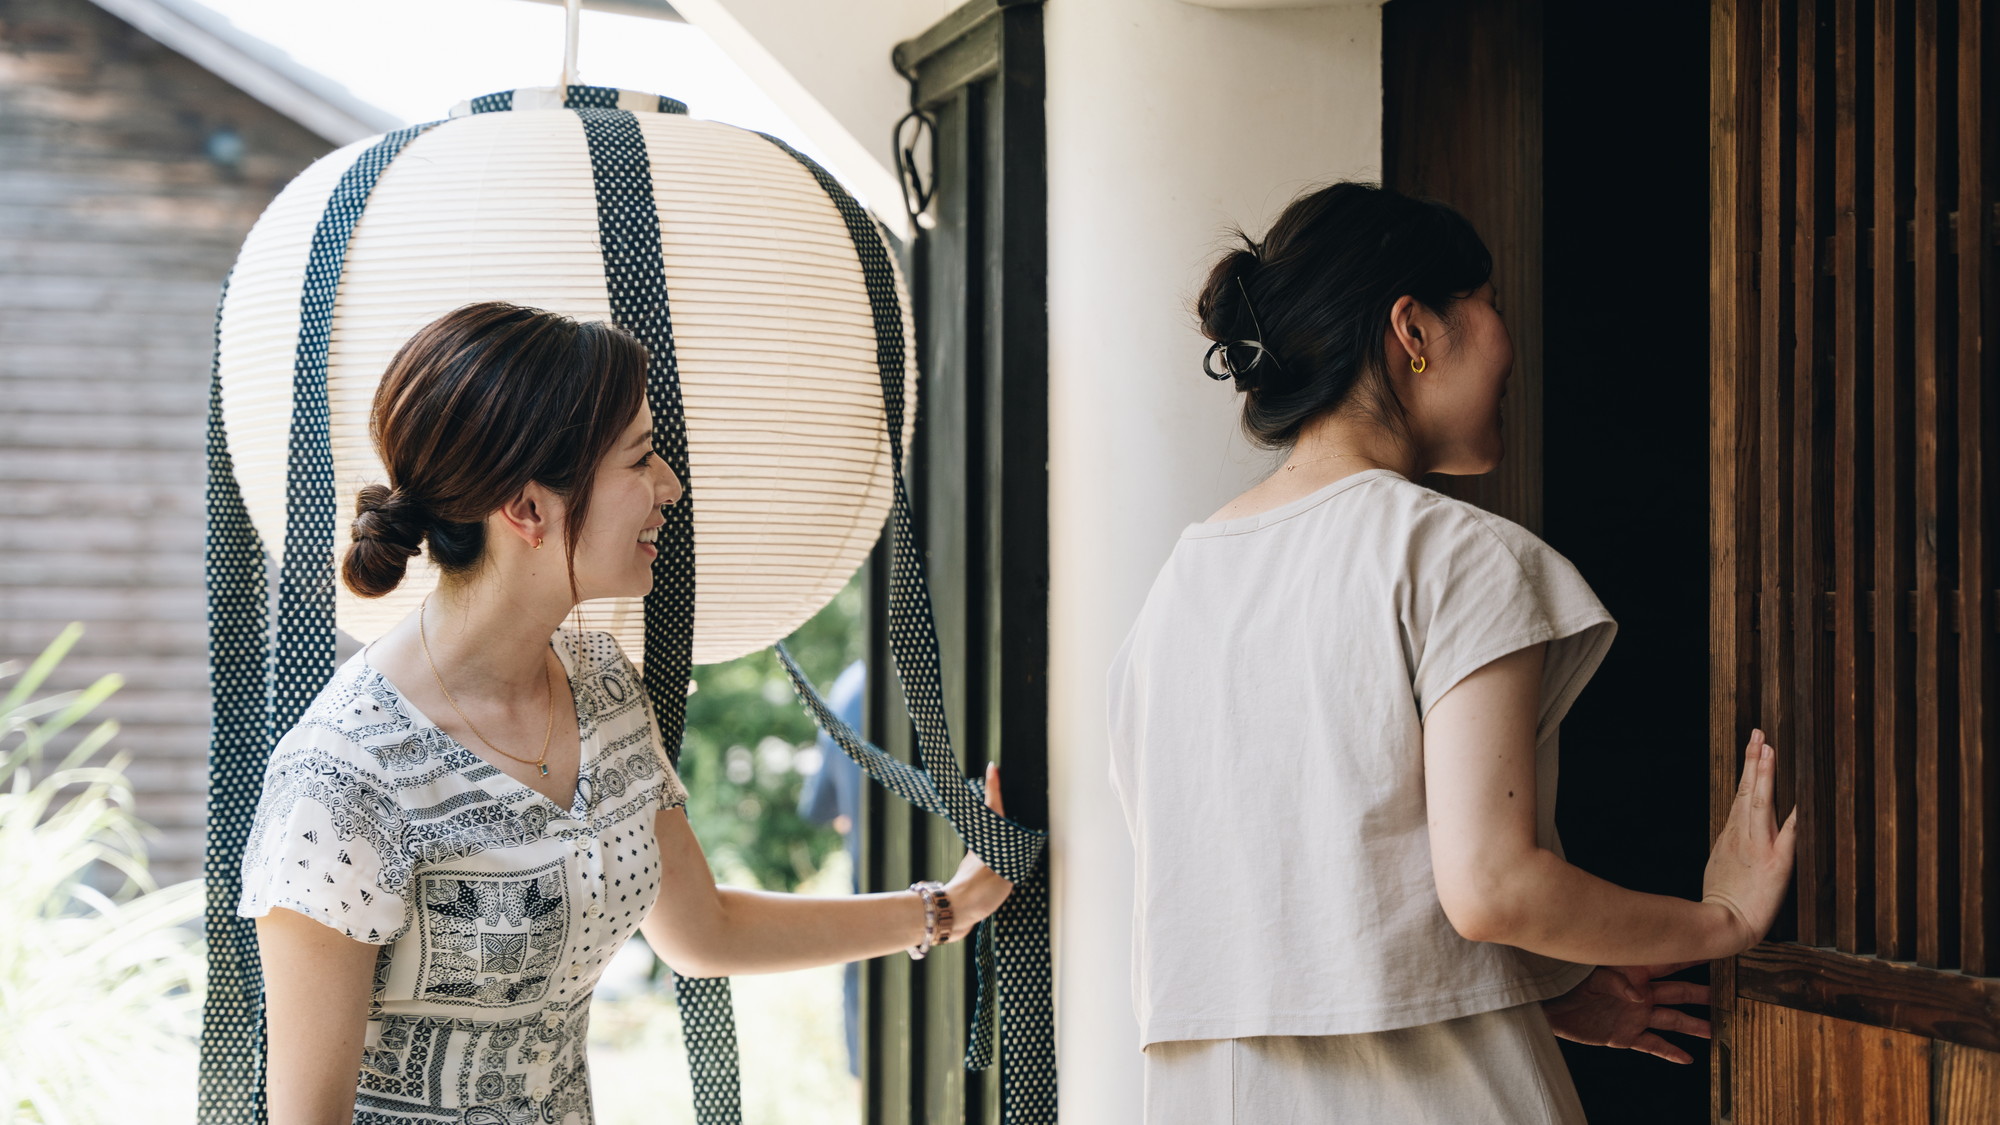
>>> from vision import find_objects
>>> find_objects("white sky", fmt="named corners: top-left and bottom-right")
top-left (194, 0), bottom-right (822, 162)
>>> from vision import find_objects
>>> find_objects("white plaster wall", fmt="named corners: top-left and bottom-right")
top-left (671, 0), bottom-right (958, 235)
top-left (691, 0), bottom-right (1384, 1118)
top-left (1044, 2), bottom-right (1382, 1118)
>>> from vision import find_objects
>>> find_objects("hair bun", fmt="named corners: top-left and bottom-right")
top-left (343, 483), bottom-right (426, 598)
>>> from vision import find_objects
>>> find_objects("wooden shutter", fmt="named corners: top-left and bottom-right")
top-left (1711, 0), bottom-right (2000, 1120)
top-left (863, 3), bottom-right (1048, 1123)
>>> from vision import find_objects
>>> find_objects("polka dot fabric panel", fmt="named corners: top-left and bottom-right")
top-left (572, 103), bottom-right (744, 1125)
top-left (202, 120), bottom-right (439, 1123)
top-left (760, 134), bottom-right (1056, 1124)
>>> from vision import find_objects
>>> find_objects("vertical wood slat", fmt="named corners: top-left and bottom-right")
top-left (1956, 0), bottom-right (1995, 979)
top-left (1830, 0), bottom-right (1872, 955)
top-left (1872, 0), bottom-right (1917, 962)
top-left (863, 533), bottom-right (917, 1125)
top-left (1935, 1042), bottom-right (2000, 1125)
top-left (1910, 0), bottom-right (1947, 969)
top-left (1760, 0), bottom-right (1796, 942)
top-left (1713, 0), bottom-right (1763, 1118)
top-left (1792, 0), bottom-right (1830, 946)
top-left (920, 83), bottom-right (982, 1124)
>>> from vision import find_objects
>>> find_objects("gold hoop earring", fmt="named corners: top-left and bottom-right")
top-left (1410, 355), bottom-right (1427, 374)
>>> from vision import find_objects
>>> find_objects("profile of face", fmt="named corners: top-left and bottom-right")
top-left (1384, 282), bottom-right (1513, 476)
top-left (528, 404), bottom-right (684, 602)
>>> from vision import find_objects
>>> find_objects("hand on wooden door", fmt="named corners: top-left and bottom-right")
top-left (1701, 729), bottom-right (1800, 954)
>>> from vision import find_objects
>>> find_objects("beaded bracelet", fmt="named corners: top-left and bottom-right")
top-left (906, 880), bottom-right (955, 960)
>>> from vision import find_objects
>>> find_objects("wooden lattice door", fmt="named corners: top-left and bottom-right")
top-left (1709, 0), bottom-right (2000, 1120)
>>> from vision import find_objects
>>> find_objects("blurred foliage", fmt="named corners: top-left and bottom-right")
top-left (676, 571), bottom-right (864, 892)
top-left (0, 624), bottom-right (204, 1122)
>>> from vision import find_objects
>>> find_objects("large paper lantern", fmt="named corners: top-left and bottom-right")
top-left (215, 86), bottom-right (915, 665)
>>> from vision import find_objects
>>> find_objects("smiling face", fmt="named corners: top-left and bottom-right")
top-left (1388, 283), bottom-right (1514, 476)
top-left (559, 403), bottom-right (683, 601)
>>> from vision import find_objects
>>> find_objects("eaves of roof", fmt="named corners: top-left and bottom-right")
top-left (84, 0), bottom-right (406, 145)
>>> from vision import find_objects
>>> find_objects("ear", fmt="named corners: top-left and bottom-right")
top-left (1386, 294), bottom-right (1426, 368)
top-left (494, 482), bottom-right (557, 550)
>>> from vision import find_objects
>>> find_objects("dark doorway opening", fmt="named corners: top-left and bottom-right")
top-left (1540, 1), bottom-right (1712, 1122)
top-left (1386, 1), bottom-right (1713, 1121)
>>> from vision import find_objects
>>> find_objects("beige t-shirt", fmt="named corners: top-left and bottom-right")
top-left (1106, 469), bottom-right (1617, 1046)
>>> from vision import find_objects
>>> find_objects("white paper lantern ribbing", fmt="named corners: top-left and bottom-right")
top-left (216, 87), bottom-right (915, 666)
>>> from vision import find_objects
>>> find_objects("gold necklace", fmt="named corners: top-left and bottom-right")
top-left (419, 594), bottom-right (558, 777)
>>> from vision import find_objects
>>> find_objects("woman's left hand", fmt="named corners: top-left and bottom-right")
top-left (942, 763), bottom-right (1016, 935)
top-left (1542, 962), bottom-right (1712, 1065)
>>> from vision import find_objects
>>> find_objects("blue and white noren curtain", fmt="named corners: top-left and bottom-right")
top-left (201, 85), bottom-right (1054, 1125)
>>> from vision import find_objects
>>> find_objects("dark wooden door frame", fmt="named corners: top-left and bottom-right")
top-left (860, 3), bottom-right (1048, 1123)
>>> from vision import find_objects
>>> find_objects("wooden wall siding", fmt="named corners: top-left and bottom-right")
top-left (1731, 1000), bottom-right (1932, 1125)
top-left (0, 0), bottom-right (331, 884)
top-left (1715, 0), bottom-right (2000, 1118)
top-left (1937, 1041), bottom-right (2000, 1124)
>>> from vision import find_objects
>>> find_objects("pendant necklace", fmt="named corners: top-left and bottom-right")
top-left (419, 594), bottom-right (558, 777)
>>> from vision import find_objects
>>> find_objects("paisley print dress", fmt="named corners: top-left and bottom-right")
top-left (238, 628), bottom-right (689, 1124)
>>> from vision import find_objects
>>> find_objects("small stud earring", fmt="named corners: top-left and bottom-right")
top-left (1410, 355), bottom-right (1427, 374)
top-left (533, 537), bottom-right (544, 550)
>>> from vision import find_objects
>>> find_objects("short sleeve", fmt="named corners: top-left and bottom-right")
top-left (1406, 502), bottom-right (1617, 739)
top-left (236, 736), bottom-right (413, 945)
top-left (604, 639), bottom-right (690, 813)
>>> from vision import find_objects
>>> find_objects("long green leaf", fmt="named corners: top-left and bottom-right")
top-left (0, 622), bottom-right (82, 713)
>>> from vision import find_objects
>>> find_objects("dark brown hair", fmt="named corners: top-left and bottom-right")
top-left (342, 301), bottom-right (650, 599)
top-left (1198, 182), bottom-right (1493, 448)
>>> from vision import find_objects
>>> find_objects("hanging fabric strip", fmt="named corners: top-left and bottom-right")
top-left (571, 104), bottom-right (743, 1125)
top-left (759, 135), bottom-right (1058, 1124)
top-left (199, 120), bottom-right (441, 1124)
top-left (199, 270), bottom-right (268, 1124)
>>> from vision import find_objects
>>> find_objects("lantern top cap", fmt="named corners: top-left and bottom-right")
top-left (450, 86), bottom-right (690, 118)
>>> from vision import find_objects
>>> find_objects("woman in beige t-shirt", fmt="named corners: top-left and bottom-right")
top-left (1106, 183), bottom-right (1798, 1123)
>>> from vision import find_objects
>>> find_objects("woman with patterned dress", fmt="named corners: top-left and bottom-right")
top-left (239, 302), bottom-right (1012, 1125)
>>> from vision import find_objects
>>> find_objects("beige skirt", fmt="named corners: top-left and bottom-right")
top-left (1141, 1001), bottom-right (1588, 1124)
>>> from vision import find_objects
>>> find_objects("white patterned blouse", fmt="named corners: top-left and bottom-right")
top-left (237, 627), bottom-right (690, 1125)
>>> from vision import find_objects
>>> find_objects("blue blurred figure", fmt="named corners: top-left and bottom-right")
top-left (797, 659), bottom-right (865, 1077)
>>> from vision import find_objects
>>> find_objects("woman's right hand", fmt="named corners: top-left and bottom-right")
top-left (943, 763), bottom-right (1016, 933)
top-left (1701, 729), bottom-right (1800, 954)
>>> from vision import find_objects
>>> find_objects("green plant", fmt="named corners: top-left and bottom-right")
top-left (0, 624), bottom-right (205, 1124)
top-left (678, 573), bottom-right (864, 892)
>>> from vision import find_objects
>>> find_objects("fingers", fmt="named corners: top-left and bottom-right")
top-left (1651, 981), bottom-right (1710, 1007)
top-left (1736, 729), bottom-right (1764, 801)
top-left (1631, 1033), bottom-right (1695, 1066)
top-left (1650, 1007), bottom-right (1713, 1040)
top-left (984, 761), bottom-right (1005, 816)
top-left (1752, 734), bottom-right (1776, 813)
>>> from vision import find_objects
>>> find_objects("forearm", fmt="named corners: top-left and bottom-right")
top-left (644, 885), bottom-right (928, 978)
top-left (1471, 847), bottom-right (1742, 965)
